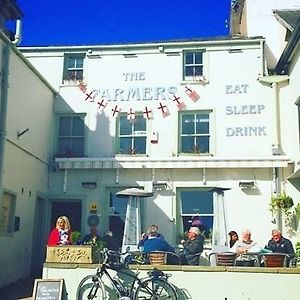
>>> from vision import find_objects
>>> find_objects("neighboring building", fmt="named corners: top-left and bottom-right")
top-left (0, 1), bottom-right (56, 287)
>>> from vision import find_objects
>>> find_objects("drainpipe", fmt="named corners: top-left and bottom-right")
top-left (0, 44), bottom-right (10, 195)
top-left (271, 82), bottom-right (282, 153)
top-left (11, 19), bottom-right (22, 46)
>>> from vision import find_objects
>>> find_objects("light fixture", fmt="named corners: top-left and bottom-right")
top-left (82, 182), bottom-right (97, 189)
top-left (153, 182), bottom-right (169, 190)
top-left (239, 181), bottom-right (256, 189)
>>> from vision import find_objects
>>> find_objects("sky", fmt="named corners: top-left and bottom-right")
top-left (16, 0), bottom-right (231, 47)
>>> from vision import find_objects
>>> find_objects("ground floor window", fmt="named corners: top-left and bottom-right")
top-left (0, 191), bottom-right (16, 235)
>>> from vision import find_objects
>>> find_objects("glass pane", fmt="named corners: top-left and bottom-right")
top-left (119, 137), bottom-right (132, 154)
top-left (112, 194), bottom-right (128, 216)
top-left (196, 114), bottom-right (209, 134)
top-left (58, 138), bottom-right (71, 154)
top-left (196, 136), bottom-right (209, 153)
top-left (72, 117), bottom-right (84, 136)
top-left (59, 117), bottom-right (71, 136)
top-left (180, 191), bottom-right (213, 214)
top-left (182, 216), bottom-right (213, 238)
top-left (185, 53), bottom-right (193, 64)
top-left (120, 117), bottom-right (132, 135)
top-left (195, 53), bottom-right (203, 64)
top-left (72, 138), bottom-right (84, 155)
top-left (74, 70), bottom-right (83, 80)
top-left (181, 136), bottom-right (194, 153)
top-left (76, 58), bottom-right (84, 68)
top-left (182, 114), bottom-right (194, 134)
top-left (134, 116), bottom-right (146, 132)
top-left (68, 57), bottom-right (76, 68)
top-left (134, 137), bottom-right (146, 154)
top-left (194, 66), bottom-right (203, 76)
top-left (185, 66), bottom-right (194, 77)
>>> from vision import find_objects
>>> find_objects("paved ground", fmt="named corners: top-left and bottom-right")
top-left (0, 278), bottom-right (35, 300)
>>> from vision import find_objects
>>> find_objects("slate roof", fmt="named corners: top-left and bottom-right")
top-left (273, 9), bottom-right (300, 31)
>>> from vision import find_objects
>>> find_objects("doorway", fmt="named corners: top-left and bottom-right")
top-left (50, 200), bottom-right (82, 232)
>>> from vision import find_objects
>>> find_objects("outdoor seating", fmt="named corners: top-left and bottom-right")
top-left (147, 251), bottom-right (181, 265)
top-left (261, 253), bottom-right (290, 267)
top-left (209, 252), bottom-right (237, 266)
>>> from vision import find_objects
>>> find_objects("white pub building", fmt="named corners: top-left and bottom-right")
top-left (1, 0), bottom-right (300, 289)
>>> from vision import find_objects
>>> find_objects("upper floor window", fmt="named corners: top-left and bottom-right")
top-left (0, 192), bottom-right (16, 235)
top-left (116, 114), bottom-right (146, 155)
top-left (179, 111), bottom-right (211, 154)
top-left (57, 115), bottom-right (85, 157)
top-left (63, 54), bottom-right (84, 82)
top-left (183, 51), bottom-right (203, 80)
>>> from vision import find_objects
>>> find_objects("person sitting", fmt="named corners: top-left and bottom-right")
top-left (82, 226), bottom-right (101, 245)
top-left (180, 226), bottom-right (204, 265)
top-left (47, 216), bottom-right (72, 246)
top-left (143, 226), bottom-right (174, 253)
top-left (228, 230), bottom-right (239, 252)
top-left (103, 230), bottom-right (120, 251)
top-left (235, 229), bottom-right (257, 266)
top-left (265, 229), bottom-right (295, 264)
top-left (138, 224), bottom-right (165, 250)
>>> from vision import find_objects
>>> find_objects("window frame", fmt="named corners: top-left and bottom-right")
top-left (116, 113), bottom-right (147, 155)
top-left (62, 53), bottom-right (85, 83)
top-left (183, 50), bottom-right (204, 81)
top-left (0, 191), bottom-right (16, 236)
top-left (177, 188), bottom-right (214, 240)
top-left (56, 114), bottom-right (86, 158)
top-left (178, 110), bottom-right (212, 155)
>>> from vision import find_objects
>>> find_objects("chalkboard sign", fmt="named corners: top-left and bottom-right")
top-left (32, 279), bottom-right (63, 300)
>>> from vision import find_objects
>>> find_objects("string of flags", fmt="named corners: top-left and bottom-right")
top-left (78, 81), bottom-right (203, 121)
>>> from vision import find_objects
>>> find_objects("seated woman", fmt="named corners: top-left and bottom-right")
top-left (180, 226), bottom-right (204, 265)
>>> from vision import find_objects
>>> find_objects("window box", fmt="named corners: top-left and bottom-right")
top-left (46, 245), bottom-right (98, 264)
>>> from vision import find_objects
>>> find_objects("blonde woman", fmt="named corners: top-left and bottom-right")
top-left (47, 216), bottom-right (72, 245)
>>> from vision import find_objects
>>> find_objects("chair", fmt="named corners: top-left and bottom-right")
top-left (261, 253), bottom-right (290, 267)
top-left (147, 251), bottom-right (181, 265)
top-left (209, 252), bottom-right (237, 266)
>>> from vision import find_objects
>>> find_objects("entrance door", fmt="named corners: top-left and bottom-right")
top-left (50, 200), bottom-right (82, 232)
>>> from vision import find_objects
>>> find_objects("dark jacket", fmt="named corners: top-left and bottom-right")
top-left (143, 237), bottom-right (174, 253)
top-left (183, 234), bottom-right (204, 265)
top-left (266, 237), bottom-right (295, 256)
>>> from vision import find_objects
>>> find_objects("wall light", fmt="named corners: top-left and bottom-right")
top-left (153, 182), bottom-right (169, 191)
top-left (82, 182), bottom-right (97, 189)
top-left (239, 181), bottom-right (256, 189)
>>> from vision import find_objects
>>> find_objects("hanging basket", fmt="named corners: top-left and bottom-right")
top-left (270, 194), bottom-right (294, 213)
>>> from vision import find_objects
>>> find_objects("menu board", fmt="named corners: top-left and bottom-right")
top-left (32, 279), bottom-right (63, 300)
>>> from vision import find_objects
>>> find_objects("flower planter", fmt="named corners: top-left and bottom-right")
top-left (46, 245), bottom-right (98, 264)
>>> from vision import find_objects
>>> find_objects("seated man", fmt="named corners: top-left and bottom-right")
top-left (180, 226), bottom-right (204, 265)
top-left (82, 226), bottom-right (101, 245)
top-left (138, 224), bottom-right (164, 250)
top-left (143, 226), bottom-right (174, 253)
top-left (265, 229), bottom-right (295, 263)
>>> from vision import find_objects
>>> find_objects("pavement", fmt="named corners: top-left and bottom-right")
top-left (0, 277), bottom-right (35, 300)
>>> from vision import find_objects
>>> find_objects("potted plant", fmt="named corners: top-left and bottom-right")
top-left (270, 193), bottom-right (294, 214)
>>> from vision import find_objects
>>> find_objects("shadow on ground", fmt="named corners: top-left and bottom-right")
top-left (0, 277), bottom-right (35, 300)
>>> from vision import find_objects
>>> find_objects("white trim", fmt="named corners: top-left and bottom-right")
top-left (56, 156), bottom-right (292, 169)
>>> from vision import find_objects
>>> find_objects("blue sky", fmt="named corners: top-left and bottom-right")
top-left (17, 0), bottom-right (230, 46)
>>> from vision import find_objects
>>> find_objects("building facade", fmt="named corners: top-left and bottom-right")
top-left (20, 34), bottom-right (298, 253)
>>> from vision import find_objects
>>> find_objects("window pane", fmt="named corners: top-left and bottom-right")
top-left (58, 138), bottom-right (71, 154)
top-left (194, 66), bottom-right (203, 76)
top-left (134, 116), bottom-right (146, 132)
top-left (120, 117), bottom-right (132, 135)
top-left (0, 192), bottom-right (15, 234)
top-left (72, 138), bottom-right (84, 155)
top-left (196, 114), bottom-right (209, 134)
top-left (196, 136), bottom-right (209, 153)
top-left (195, 53), bottom-right (203, 64)
top-left (181, 191), bottom-right (213, 214)
top-left (72, 117), bottom-right (84, 136)
top-left (185, 66), bottom-right (194, 77)
top-left (182, 216), bottom-right (213, 236)
top-left (182, 136), bottom-right (194, 152)
top-left (120, 137), bottom-right (132, 154)
top-left (134, 137), bottom-right (146, 154)
top-left (68, 57), bottom-right (76, 68)
top-left (182, 115), bottom-right (194, 134)
top-left (59, 117), bottom-right (71, 136)
top-left (185, 53), bottom-right (194, 64)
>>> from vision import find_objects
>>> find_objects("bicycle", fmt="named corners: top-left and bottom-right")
top-left (76, 249), bottom-right (178, 300)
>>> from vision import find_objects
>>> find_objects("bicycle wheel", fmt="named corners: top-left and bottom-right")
top-left (76, 274), bottom-right (106, 300)
top-left (133, 277), bottom-right (178, 300)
